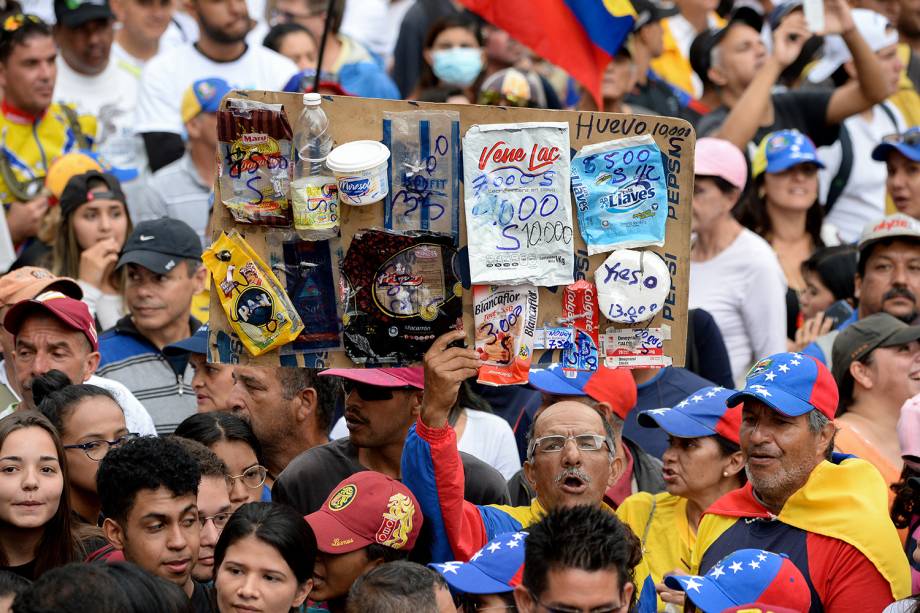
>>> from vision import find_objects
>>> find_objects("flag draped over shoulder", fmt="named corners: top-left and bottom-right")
top-left (458, 0), bottom-right (636, 107)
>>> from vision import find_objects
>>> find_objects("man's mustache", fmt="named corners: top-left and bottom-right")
top-left (883, 286), bottom-right (916, 304)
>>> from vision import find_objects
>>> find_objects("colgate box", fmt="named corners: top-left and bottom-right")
top-left (561, 280), bottom-right (600, 371)
top-left (462, 122), bottom-right (575, 287)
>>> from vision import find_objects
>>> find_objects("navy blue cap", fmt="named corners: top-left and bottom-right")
top-left (164, 324), bottom-right (208, 356)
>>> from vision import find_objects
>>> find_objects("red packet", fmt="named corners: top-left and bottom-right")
top-left (561, 280), bottom-right (600, 371)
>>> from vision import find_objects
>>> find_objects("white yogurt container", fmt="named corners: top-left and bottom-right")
top-left (325, 140), bottom-right (391, 206)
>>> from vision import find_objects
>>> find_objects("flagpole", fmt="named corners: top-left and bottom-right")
top-left (313, 0), bottom-right (336, 93)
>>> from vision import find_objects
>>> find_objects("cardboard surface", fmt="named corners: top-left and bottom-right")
top-left (208, 92), bottom-right (694, 369)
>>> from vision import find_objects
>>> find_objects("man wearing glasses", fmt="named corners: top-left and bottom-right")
top-left (401, 330), bottom-right (657, 610)
top-left (172, 437), bottom-right (234, 583)
top-left (272, 366), bottom-right (509, 515)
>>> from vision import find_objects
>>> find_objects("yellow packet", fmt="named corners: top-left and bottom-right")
top-left (203, 231), bottom-right (304, 356)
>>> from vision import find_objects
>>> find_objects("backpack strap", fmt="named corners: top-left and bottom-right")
top-left (825, 125), bottom-right (852, 213)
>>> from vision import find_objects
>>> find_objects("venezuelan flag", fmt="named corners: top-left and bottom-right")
top-left (459, 0), bottom-right (636, 107)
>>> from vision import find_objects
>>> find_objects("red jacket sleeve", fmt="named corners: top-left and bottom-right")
top-left (807, 532), bottom-right (896, 612)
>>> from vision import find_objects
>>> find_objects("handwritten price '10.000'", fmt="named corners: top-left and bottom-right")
top-left (470, 189), bottom-right (573, 251)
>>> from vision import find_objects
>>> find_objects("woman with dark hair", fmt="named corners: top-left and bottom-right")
top-left (174, 412), bottom-right (268, 508)
top-left (793, 245), bottom-right (858, 351)
top-left (689, 138), bottom-right (787, 383)
top-left (50, 171), bottom-right (132, 330)
top-left (33, 372), bottom-right (134, 525)
top-left (0, 411), bottom-right (85, 579)
top-left (738, 130), bottom-right (840, 345)
top-left (263, 22), bottom-right (317, 71)
top-left (213, 502), bottom-right (316, 613)
top-left (412, 16), bottom-right (484, 103)
top-left (617, 387), bottom-right (746, 610)
top-left (104, 562), bottom-right (195, 613)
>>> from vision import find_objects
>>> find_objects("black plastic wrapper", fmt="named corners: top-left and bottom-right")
top-left (341, 229), bottom-right (463, 365)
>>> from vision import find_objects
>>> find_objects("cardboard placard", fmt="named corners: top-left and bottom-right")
top-left (208, 93), bottom-right (694, 369)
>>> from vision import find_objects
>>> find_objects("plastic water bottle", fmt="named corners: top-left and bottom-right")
top-left (291, 93), bottom-right (338, 239)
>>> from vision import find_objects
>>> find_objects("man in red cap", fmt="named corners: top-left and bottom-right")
top-left (272, 367), bottom-right (509, 516)
top-left (1, 288), bottom-right (154, 435)
top-left (507, 363), bottom-right (665, 508)
top-left (305, 471), bottom-right (423, 613)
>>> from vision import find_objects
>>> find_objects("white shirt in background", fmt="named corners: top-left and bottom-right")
top-left (329, 408), bottom-right (522, 480)
top-left (135, 42), bottom-right (298, 136)
top-left (820, 102), bottom-right (905, 243)
top-left (53, 56), bottom-right (147, 180)
top-left (690, 229), bottom-right (789, 384)
top-left (340, 0), bottom-right (413, 65)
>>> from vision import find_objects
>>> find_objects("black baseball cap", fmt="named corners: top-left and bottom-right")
top-left (59, 170), bottom-right (125, 219)
top-left (831, 312), bottom-right (920, 399)
top-left (690, 7), bottom-right (764, 83)
top-left (117, 218), bottom-right (203, 275)
top-left (54, 0), bottom-right (114, 28)
top-left (631, 0), bottom-right (679, 31)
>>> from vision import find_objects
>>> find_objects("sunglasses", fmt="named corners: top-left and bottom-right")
top-left (343, 379), bottom-right (415, 402)
top-left (882, 128), bottom-right (920, 147)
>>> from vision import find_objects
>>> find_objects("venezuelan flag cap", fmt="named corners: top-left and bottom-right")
top-left (664, 549), bottom-right (811, 613)
top-left (429, 531), bottom-right (526, 594)
top-left (727, 352), bottom-right (838, 419)
top-left (638, 385), bottom-right (742, 445)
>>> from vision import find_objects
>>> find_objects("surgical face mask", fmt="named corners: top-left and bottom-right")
top-left (432, 47), bottom-right (483, 87)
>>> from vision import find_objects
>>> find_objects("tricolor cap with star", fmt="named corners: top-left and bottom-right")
top-left (638, 386), bottom-right (742, 445)
top-left (429, 531), bottom-right (526, 594)
top-left (726, 352), bottom-right (838, 420)
top-left (527, 363), bottom-right (637, 420)
top-left (664, 549), bottom-right (811, 613)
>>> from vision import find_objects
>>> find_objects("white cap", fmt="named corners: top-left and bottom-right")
top-left (303, 93), bottom-right (322, 106)
top-left (857, 213), bottom-right (920, 256)
top-left (808, 9), bottom-right (899, 83)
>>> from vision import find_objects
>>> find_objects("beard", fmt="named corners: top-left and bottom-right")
top-left (198, 12), bottom-right (251, 45)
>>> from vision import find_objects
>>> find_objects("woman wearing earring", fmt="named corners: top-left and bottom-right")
top-left (617, 386), bottom-right (746, 611)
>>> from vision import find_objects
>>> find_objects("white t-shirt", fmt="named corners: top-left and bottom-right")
top-left (0, 359), bottom-right (156, 436)
top-left (820, 102), bottom-right (905, 243)
top-left (689, 229), bottom-right (788, 384)
top-left (340, 0), bottom-right (413, 64)
top-left (135, 43), bottom-right (298, 135)
top-left (329, 408), bottom-right (522, 480)
top-left (53, 56), bottom-right (147, 178)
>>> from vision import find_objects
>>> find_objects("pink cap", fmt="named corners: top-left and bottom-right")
top-left (695, 137), bottom-right (748, 191)
top-left (899, 394), bottom-right (920, 466)
top-left (319, 367), bottom-right (424, 389)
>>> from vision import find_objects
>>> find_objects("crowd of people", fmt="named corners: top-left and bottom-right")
top-left (0, 0), bottom-right (913, 610)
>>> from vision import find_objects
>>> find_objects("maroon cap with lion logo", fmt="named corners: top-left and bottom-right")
top-left (305, 471), bottom-right (422, 554)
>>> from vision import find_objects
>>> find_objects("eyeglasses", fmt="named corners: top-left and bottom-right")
top-left (198, 511), bottom-right (232, 530)
top-left (343, 380), bottom-right (414, 402)
top-left (227, 464), bottom-right (267, 489)
top-left (2, 14), bottom-right (41, 33)
top-left (528, 434), bottom-right (609, 457)
top-left (528, 589), bottom-right (624, 613)
top-left (882, 128), bottom-right (920, 147)
top-left (64, 433), bottom-right (139, 461)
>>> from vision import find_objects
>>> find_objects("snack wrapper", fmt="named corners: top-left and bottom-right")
top-left (204, 231), bottom-right (303, 356)
top-left (341, 229), bottom-right (462, 365)
top-left (463, 122), bottom-right (574, 286)
top-left (474, 284), bottom-right (538, 386)
top-left (218, 99), bottom-right (293, 226)
top-left (571, 135), bottom-right (668, 254)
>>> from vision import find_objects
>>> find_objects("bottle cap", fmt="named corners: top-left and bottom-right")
top-left (303, 93), bottom-right (322, 106)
